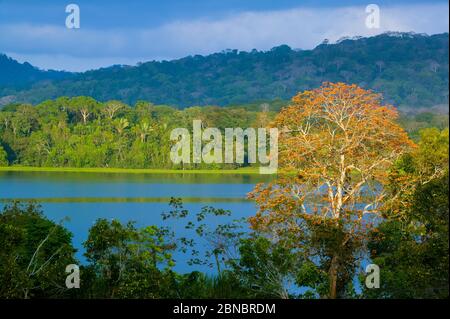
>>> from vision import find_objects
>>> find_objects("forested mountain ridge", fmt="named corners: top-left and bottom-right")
top-left (0, 54), bottom-right (72, 86)
top-left (0, 32), bottom-right (448, 109)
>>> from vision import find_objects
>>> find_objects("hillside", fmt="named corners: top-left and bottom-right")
top-left (0, 54), bottom-right (72, 87)
top-left (0, 32), bottom-right (448, 109)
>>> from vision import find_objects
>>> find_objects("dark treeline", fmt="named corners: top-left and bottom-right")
top-left (0, 97), bottom-right (280, 169)
top-left (0, 96), bottom-right (447, 169)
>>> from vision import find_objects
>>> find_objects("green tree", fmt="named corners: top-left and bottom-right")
top-left (68, 96), bottom-right (99, 125)
top-left (82, 219), bottom-right (177, 298)
top-left (365, 128), bottom-right (449, 298)
top-left (230, 236), bottom-right (301, 299)
top-left (365, 174), bottom-right (449, 298)
top-left (0, 143), bottom-right (8, 165)
top-left (0, 201), bottom-right (76, 298)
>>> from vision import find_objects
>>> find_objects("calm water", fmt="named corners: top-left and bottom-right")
top-left (0, 171), bottom-right (271, 273)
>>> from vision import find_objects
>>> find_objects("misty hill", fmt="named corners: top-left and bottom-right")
top-left (0, 32), bottom-right (448, 110)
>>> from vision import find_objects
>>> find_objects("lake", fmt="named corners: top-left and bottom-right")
top-left (0, 171), bottom-right (272, 273)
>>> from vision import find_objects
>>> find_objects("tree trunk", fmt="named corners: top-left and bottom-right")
top-left (329, 254), bottom-right (339, 299)
top-left (214, 251), bottom-right (222, 275)
top-left (81, 110), bottom-right (89, 124)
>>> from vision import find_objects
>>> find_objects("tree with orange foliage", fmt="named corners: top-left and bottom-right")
top-left (248, 83), bottom-right (414, 298)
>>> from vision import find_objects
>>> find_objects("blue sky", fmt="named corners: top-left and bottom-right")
top-left (0, 0), bottom-right (448, 71)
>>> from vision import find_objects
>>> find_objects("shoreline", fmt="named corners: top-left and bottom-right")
top-left (0, 166), bottom-right (261, 175)
top-left (0, 196), bottom-right (251, 203)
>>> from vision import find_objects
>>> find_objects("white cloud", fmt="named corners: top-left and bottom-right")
top-left (1, 3), bottom-right (448, 71)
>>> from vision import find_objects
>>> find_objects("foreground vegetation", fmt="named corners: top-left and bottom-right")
top-left (1, 83), bottom-right (448, 299)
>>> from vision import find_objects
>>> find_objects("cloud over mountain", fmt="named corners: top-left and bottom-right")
top-left (1, 2), bottom-right (448, 71)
